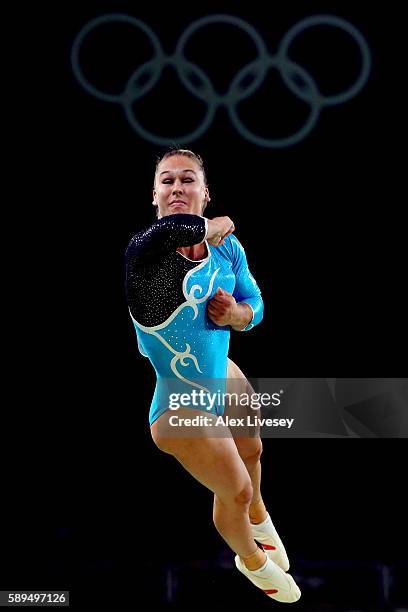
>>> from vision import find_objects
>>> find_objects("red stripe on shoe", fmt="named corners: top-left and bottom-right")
top-left (262, 544), bottom-right (277, 550)
top-left (264, 589), bottom-right (278, 594)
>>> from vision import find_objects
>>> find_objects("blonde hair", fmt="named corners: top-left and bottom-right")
top-left (154, 148), bottom-right (207, 185)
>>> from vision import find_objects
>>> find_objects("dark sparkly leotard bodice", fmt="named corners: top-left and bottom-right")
top-left (125, 214), bottom-right (263, 425)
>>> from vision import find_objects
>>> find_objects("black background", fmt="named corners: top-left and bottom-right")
top-left (4, 2), bottom-right (406, 610)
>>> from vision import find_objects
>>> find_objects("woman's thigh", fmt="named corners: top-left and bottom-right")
top-left (226, 358), bottom-right (262, 454)
top-left (151, 408), bottom-right (251, 500)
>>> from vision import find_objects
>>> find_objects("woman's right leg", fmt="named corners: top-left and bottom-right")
top-left (151, 409), bottom-right (301, 603)
top-left (151, 408), bottom-right (264, 566)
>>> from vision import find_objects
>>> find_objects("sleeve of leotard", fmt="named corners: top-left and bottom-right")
top-left (126, 214), bottom-right (208, 262)
top-left (228, 234), bottom-right (264, 331)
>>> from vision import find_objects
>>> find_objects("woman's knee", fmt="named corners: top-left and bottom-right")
top-left (234, 481), bottom-right (254, 507)
top-left (215, 479), bottom-right (254, 509)
top-left (238, 438), bottom-right (263, 469)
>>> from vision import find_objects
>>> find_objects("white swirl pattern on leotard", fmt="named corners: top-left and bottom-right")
top-left (129, 263), bottom-right (220, 391)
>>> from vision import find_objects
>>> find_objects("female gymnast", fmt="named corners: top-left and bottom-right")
top-left (125, 149), bottom-right (301, 603)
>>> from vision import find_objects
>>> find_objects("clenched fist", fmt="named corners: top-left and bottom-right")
top-left (206, 217), bottom-right (235, 246)
top-left (206, 287), bottom-right (238, 326)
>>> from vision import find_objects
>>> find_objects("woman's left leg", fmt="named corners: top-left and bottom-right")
top-left (225, 358), bottom-right (267, 523)
top-left (225, 358), bottom-right (291, 572)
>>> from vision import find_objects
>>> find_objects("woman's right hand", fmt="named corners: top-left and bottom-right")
top-left (206, 217), bottom-right (235, 246)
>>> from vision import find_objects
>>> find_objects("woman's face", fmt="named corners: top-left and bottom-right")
top-left (153, 155), bottom-right (210, 218)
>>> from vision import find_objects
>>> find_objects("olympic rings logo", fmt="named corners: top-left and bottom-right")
top-left (71, 13), bottom-right (371, 148)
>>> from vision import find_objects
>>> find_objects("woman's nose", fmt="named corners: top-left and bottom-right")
top-left (172, 183), bottom-right (183, 194)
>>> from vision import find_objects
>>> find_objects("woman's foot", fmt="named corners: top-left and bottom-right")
top-left (250, 513), bottom-right (290, 571)
top-left (235, 555), bottom-right (301, 603)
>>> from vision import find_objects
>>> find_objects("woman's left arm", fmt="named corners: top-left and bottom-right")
top-left (206, 234), bottom-right (264, 331)
top-left (230, 234), bottom-right (264, 331)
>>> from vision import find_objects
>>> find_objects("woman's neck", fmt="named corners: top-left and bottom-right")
top-left (177, 243), bottom-right (207, 261)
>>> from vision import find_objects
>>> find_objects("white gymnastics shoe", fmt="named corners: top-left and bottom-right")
top-left (235, 555), bottom-right (301, 603)
top-left (250, 513), bottom-right (290, 571)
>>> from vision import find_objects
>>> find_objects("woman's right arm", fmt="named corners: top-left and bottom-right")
top-left (126, 214), bottom-right (235, 261)
top-left (126, 214), bottom-right (207, 261)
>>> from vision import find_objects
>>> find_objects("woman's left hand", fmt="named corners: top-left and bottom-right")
top-left (206, 287), bottom-right (238, 326)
